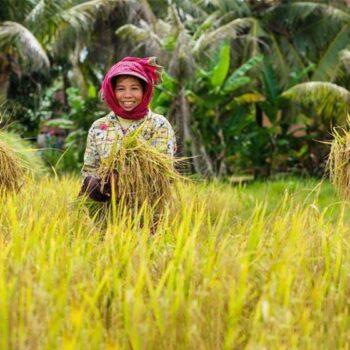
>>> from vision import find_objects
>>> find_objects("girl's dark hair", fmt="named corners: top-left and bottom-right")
top-left (111, 75), bottom-right (147, 91)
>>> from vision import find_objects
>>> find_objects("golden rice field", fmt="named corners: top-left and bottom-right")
top-left (1, 176), bottom-right (350, 350)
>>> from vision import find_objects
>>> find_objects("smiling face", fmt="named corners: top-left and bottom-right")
top-left (114, 75), bottom-right (144, 112)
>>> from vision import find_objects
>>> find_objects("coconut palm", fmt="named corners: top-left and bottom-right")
top-left (261, 2), bottom-right (350, 84)
top-left (282, 82), bottom-right (350, 125)
top-left (0, 0), bottom-right (126, 101)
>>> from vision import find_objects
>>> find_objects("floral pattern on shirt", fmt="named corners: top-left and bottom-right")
top-left (82, 110), bottom-right (176, 177)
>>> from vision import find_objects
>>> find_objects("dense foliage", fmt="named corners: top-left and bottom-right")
top-left (1, 0), bottom-right (350, 177)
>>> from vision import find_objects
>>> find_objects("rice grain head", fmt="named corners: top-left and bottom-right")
top-left (0, 139), bottom-right (25, 193)
top-left (328, 122), bottom-right (350, 199)
top-left (98, 131), bottom-right (184, 212)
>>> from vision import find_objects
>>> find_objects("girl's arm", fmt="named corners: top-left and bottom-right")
top-left (81, 126), bottom-right (100, 178)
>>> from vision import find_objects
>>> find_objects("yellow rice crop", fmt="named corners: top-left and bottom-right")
top-left (1, 176), bottom-right (349, 349)
top-left (328, 125), bottom-right (350, 199)
top-left (0, 138), bottom-right (25, 193)
top-left (98, 131), bottom-right (184, 212)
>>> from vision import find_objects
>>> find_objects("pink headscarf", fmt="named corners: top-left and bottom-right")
top-left (101, 57), bottom-right (162, 120)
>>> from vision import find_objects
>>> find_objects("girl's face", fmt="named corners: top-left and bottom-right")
top-left (114, 76), bottom-right (144, 112)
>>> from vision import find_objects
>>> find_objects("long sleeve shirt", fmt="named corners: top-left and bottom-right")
top-left (81, 110), bottom-right (176, 178)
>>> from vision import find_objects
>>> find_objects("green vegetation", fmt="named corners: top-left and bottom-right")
top-left (2, 0), bottom-right (350, 177)
top-left (1, 177), bottom-right (349, 349)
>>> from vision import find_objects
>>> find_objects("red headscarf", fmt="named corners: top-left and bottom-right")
top-left (101, 57), bottom-right (162, 120)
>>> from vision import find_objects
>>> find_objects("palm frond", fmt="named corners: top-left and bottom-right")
top-left (0, 21), bottom-right (49, 70)
top-left (247, 18), bottom-right (267, 56)
top-left (192, 11), bottom-right (220, 41)
top-left (269, 35), bottom-right (290, 88)
top-left (208, 0), bottom-right (251, 16)
top-left (167, 5), bottom-right (185, 32)
top-left (282, 82), bottom-right (350, 123)
top-left (171, 0), bottom-right (208, 19)
top-left (168, 31), bottom-right (196, 80)
top-left (340, 49), bottom-right (350, 74)
top-left (224, 55), bottom-right (263, 93)
top-left (312, 25), bottom-right (350, 81)
top-left (135, 0), bottom-right (158, 27)
top-left (155, 19), bottom-right (172, 39)
top-left (192, 17), bottom-right (252, 56)
top-left (1, 0), bottom-right (34, 22)
top-left (265, 2), bottom-right (350, 26)
top-left (281, 37), bottom-right (305, 70)
top-left (24, 0), bottom-right (60, 27)
top-left (115, 22), bottom-right (163, 48)
top-left (264, 2), bottom-right (350, 62)
top-left (61, 0), bottom-right (120, 33)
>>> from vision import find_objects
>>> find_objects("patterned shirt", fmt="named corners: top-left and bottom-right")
top-left (82, 110), bottom-right (176, 177)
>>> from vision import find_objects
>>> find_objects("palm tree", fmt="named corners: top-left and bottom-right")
top-left (0, 0), bottom-right (125, 101)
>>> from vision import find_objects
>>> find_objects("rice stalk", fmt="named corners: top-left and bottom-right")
top-left (98, 131), bottom-right (184, 213)
top-left (328, 124), bottom-right (350, 199)
top-left (0, 138), bottom-right (25, 193)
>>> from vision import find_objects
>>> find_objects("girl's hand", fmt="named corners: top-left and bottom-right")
top-left (79, 176), bottom-right (110, 202)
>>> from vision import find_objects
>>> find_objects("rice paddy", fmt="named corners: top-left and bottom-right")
top-left (1, 176), bottom-right (350, 349)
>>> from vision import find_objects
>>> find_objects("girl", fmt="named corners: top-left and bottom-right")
top-left (80, 57), bottom-right (176, 201)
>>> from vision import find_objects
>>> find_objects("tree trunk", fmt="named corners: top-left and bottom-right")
top-left (138, 0), bottom-right (158, 30)
top-left (179, 85), bottom-right (192, 155)
top-left (175, 84), bottom-right (214, 176)
top-left (0, 55), bottom-right (11, 104)
top-left (69, 44), bottom-right (88, 97)
top-left (190, 125), bottom-right (215, 177)
top-left (217, 128), bottom-right (228, 176)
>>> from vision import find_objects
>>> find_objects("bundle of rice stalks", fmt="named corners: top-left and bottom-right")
top-left (328, 125), bottom-right (350, 199)
top-left (98, 131), bottom-right (183, 212)
top-left (0, 138), bottom-right (25, 193)
top-left (0, 131), bottom-right (45, 177)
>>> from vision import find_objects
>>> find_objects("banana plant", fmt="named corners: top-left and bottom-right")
top-left (186, 42), bottom-right (263, 176)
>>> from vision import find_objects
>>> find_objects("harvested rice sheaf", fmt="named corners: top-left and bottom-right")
top-left (328, 126), bottom-right (350, 199)
top-left (0, 139), bottom-right (25, 193)
top-left (98, 132), bottom-right (183, 211)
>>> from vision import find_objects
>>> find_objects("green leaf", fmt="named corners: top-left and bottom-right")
top-left (186, 91), bottom-right (210, 108)
top-left (66, 87), bottom-right (83, 111)
top-left (234, 93), bottom-right (265, 105)
top-left (210, 42), bottom-right (230, 88)
top-left (193, 18), bottom-right (252, 56)
top-left (153, 92), bottom-right (171, 106)
top-left (161, 71), bottom-right (178, 93)
top-left (88, 84), bottom-right (97, 98)
top-left (312, 25), bottom-right (350, 81)
top-left (224, 55), bottom-right (262, 92)
top-left (223, 77), bottom-right (251, 93)
top-left (262, 58), bottom-right (279, 103)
